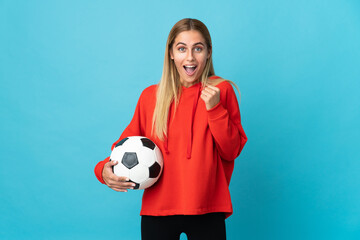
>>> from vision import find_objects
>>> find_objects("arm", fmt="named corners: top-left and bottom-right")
top-left (94, 92), bottom-right (144, 185)
top-left (202, 82), bottom-right (247, 161)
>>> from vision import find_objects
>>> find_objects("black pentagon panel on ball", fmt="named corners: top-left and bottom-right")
top-left (149, 162), bottom-right (161, 178)
top-left (115, 137), bottom-right (129, 148)
top-left (122, 152), bottom-right (139, 169)
top-left (141, 138), bottom-right (156, 150)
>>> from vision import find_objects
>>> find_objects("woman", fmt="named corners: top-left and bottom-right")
top-left (94, 18), bottom-right (247, 240)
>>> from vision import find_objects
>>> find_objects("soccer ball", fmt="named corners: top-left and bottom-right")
top-left (110, 136), bottom-right (163, 190)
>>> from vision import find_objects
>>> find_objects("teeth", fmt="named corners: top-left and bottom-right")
top-left (184, 66), bottom-right (197, 70)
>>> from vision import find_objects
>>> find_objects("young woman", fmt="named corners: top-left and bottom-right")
top-left (94, 18), bottom-right (247, 240)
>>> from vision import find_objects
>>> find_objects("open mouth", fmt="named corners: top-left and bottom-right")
top-left (183, 65), bottom-right (197, 76)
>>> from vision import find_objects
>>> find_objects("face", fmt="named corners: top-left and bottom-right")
top-left (170, 30), bottom-right (211, 88)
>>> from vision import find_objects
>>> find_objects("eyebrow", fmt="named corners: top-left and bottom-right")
top-left (175, 42), bottom-right (205, 47)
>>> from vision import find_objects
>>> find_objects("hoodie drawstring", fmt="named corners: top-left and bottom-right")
top-left (164, 83), bottom-right (201, 159)
top-left (186, 83), bottom-right (201, 159)
top-left (164, 101), bottom-right (173, 155)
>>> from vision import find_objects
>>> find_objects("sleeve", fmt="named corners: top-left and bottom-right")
top-left (207, 82), bottom-right (247, 161)
top-left (94, 93), bottom-right (144, 184)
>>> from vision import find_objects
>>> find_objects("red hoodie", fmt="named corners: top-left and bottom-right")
top-left (94, 76), bottom-right (247, 218)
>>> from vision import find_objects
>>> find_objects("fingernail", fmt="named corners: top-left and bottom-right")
top-left (126, 178), bottom-right (130, 181)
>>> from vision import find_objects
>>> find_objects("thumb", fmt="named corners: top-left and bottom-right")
top-left (107, 160), bottom-right (118, 167)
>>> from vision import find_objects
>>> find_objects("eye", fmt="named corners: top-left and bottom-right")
top-left (178, 47), bottom-right (186, 52)
top-left (194, 47), bottom-right (203, 52)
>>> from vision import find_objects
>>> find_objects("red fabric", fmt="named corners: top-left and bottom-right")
top-left (94, 76), bottom-right (247, 218)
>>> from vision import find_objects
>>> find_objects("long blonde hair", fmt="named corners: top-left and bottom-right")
top-left (152, 18), bottom-right (223, 140)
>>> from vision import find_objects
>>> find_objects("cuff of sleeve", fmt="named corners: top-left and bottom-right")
top-left (207, 102), bottom-right (227, 120)
top-left (94, 157), bottom-right (110, 184)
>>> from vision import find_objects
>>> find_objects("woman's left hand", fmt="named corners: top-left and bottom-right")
top-left (201, 84), bottom-right (221, 110)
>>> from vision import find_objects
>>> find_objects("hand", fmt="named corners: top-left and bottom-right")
top-left (102, 160), bottom-right (135, 192)
top-left (201, 84), bottom-right (220, 110)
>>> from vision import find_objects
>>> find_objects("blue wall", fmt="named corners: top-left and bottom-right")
top-left (1, 0), bottom-right (359, 239)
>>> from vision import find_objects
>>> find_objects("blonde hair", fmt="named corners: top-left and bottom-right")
top-left (152, 18), bottom-right (238, 140)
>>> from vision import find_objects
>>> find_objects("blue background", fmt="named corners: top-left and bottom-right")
top-left (1, 0), bottom-right (360, 239)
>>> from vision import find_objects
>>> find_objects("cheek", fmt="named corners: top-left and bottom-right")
top-left (197, 55), bottom-right (208, 67)
top-left (173, 59), bottom-right (182, 69)
top-left (173, 52), bottom-right (185, 62)
top-left (173, 55), bottom-right (185, 67)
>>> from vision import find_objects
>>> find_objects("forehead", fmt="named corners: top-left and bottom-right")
top-left (174, 30), bottom-right (206, 45)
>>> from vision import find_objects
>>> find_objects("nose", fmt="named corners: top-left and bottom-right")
top-left (186, 50), bottom-right (195, 61)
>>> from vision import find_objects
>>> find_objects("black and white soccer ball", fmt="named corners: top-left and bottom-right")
top-left (110, 136), bottom-right (163, 190)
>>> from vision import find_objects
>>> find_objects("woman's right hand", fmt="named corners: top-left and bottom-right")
top-left (102, 160), bottom-right (136, 192)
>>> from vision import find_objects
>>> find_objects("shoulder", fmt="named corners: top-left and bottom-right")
top-left (139, 84), bottom-right (157, 99)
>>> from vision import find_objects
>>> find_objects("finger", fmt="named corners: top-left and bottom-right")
top-left (205, 84), bottom-right (220, 92)
top-left (203, 89), bottom-right (213, 96)
top-left (107, 183), bottom-right (124, 189)
top-left (109, 183), bottom-right (134, 191)
top-left (201, 92), bottom-right (209, 100)
top-left (108, 178), bottom-right (135, 188)
top-left (202, 89), bottom-right (214, 98)
top-left (111, 187), bottom-right (128, 192)
top-left (104, 160), bottom-right (118, 169)
top-left (204, 86), bottom-right (218, 95)
top-left (109, 182), bottom-right (134, 189)
top-left (108, 160), bottom-right (118, 166)
top-left (109, 175), bottom-right (128, 184)
top-left (114, 181), bottom-right (136, 188)
top-left (118, 176), bottom-right (130, 182)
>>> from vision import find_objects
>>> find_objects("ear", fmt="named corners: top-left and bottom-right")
top-left (170, 49), bottom-right (174, 60)
top-left (207, 47), bottom-right (212, 59)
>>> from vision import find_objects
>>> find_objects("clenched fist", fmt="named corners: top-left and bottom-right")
top-left (201, 84), bottom-right (220, 110)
